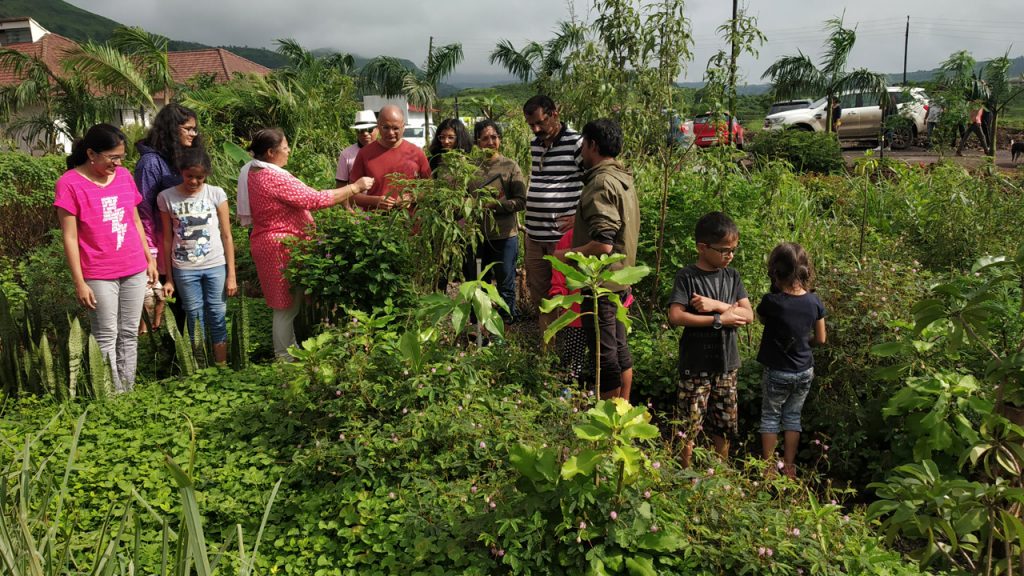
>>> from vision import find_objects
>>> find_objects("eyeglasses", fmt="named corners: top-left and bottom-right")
top-left (99, 152), bottom-right (126, 163)
top-left (179, 125), bottom-right (199, 135)
top-left (356, 128), bottom-right (374, 134)
top-left (703, 243), bottom-right (738, 256)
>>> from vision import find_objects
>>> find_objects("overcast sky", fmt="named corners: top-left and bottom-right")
top-left (67, 0), bottom-right (1023, 84)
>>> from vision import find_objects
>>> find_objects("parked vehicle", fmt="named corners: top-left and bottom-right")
top-left (669, 114), bottom-right (694, 147)
top-left (693, 113), bottom-right (744, 148)
top-left (768, 99), bottom-right (813, 115)
top-left (762, 87), bottom-right (930, 149)
top-left (403, 123), bottom-right (434, 149)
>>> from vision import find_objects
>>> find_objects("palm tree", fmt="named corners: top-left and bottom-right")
top-left (60, 26), bottom-right (176, 128)
top-left (0, 48), bottom-right (116, 151)
top-left (489, 21), bottom-right (585, 91)
top-left (937, 49), bottom-right (1024, 156)
top-left (360, 39), bottom-right (463, 133)
top-left (761, 16), bottom-right (887, 133)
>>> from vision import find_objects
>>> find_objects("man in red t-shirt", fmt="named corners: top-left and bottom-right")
top-left (350, 104), bottom-right (432, 210)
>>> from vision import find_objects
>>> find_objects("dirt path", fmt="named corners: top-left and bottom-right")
top-left (841, 142), bottom-right (1021, 172)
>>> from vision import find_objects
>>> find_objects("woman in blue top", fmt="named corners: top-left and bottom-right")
top-left (756, 242), bottom-right (827, 479)
top-left (134, 103), bottom-right (203, 328)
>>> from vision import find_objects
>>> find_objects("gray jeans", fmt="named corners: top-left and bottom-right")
top-left (86, 270), bottom-right (147, 392)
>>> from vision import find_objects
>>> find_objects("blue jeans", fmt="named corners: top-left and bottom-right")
top-left (464, 236), bottom-right (519, 319)
top-left (760, 367), bottom-right (813, 434)
top-left (172, 265), bottom-right (228, 344)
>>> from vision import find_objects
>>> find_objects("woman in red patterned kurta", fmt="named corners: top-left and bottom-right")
top-left (244, 128), bottom-right (373, 359)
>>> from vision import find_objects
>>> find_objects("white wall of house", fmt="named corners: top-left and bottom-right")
top-left (0, 17), bottom-right (49, 46)
top-left (1, 105), bottom-right (74, 156)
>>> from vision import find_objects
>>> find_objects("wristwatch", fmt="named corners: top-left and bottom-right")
top-left (712, 313), bottom-right (722, 330)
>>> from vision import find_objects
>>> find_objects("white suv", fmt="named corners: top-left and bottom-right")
top-left (763, 87), bottom-right (930, 149)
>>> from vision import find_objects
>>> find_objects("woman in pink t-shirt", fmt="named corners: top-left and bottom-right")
top-left (243, 128), bottom-right (373, 359)
top-left (55, 124), bottom-right (158, 392)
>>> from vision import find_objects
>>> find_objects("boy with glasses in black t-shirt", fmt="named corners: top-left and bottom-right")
top-left (668, 212), bottom-right (753, 468)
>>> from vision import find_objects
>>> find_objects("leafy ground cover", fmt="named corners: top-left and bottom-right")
top-left (1, 314), bottom-right (924, 575)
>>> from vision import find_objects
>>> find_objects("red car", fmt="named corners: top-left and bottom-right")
top-left (692, 113), bottom-right (744, 148)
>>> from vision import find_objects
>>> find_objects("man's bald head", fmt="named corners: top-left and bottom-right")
top-left (377, 105), bottom-right (406, 148)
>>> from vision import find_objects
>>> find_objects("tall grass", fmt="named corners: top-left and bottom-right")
top-left (0, 411), bottom-right (280, 575)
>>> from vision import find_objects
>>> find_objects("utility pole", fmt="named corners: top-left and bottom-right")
top-left (426, 35), bottom-right (434, 132)
top-left (902, 16), bottom-right (909, 85)
top-left (727, 0), bottom-right (738, 146)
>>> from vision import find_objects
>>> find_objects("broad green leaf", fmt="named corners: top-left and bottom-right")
top-left (561, 449), bottom-right (604, 480)
top-left (604, 265), bottom-right (651, 287)
top-left (544, 255), bottom-right (587, 284)
top-left (612, 444), bottom-right (642, 477)
top-left (539, 294), bottom-right (584, 314)
top-left (624, 555), bottom-right (657, 576)
top-left (543, 310), bottom-right (583, 343)
top-left (871, 341), bottom-right (908, 357)
top-left (621, 422), bottom-right (659, 441)
top-left (223, 141), bottom-right (252, 165)
top-left (574, 423), bottom-right (611, 441)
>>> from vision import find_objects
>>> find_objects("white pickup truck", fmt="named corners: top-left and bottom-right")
top-left (763, 87), bottom-right (930, 149)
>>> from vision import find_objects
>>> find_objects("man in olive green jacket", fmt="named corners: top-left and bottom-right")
top-left (555, 118), bottom-right (639, 400)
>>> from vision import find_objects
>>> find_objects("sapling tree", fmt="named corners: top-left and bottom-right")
top-left (540, 252), bottom-right (649, 398)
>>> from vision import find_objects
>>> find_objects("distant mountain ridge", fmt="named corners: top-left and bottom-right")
top-left (0, 0), bottom-right (422, 75)
top-left (5, 0), bottom-right (1022, 93)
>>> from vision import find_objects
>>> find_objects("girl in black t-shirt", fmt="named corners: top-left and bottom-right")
top-left (756, 243), bottom-right (827, 479)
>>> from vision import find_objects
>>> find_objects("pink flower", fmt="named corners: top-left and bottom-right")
top-left (791, 527), bottom-right (801, 537)
top-left (335, 389), bottom-right (341, 396)
top-left (776, 461), bottom-right (785, 470)
top-left (497, 549), bottom-right (505, 557)
top-left (388, 491), bottom-right (396, 499)
top-left (643, 490), bottom-right (651, 499)
top-left (489, 500), bottom-right (496, 509)
top-left (479, 441), bottom-right (487, 449)
top-left (652, 461), bottom-right (661, 470)
top-left (579, 521), bottom-right (587, 530)
top-left (706, 468), bottom-right (715, 476)
top-left (471, 485), bottom-right (478, 494)
top-left (676, 430), bottom-right (685, 438)
top-left (431, 367), bottom-right (437, 373)
top-left (650, 524), bottom-right (659, 533)
top-left (609, 511), bottom-right (618, 520)
top-left (757, 547), bottom-right (766, 558)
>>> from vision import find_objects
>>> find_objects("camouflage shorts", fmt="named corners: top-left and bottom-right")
top-left (676, 370), bottom-right (739, 439)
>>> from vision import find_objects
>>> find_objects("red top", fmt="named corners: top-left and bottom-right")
top-left (350, 140), bottom-right (431, 200)
top-left (247, 167), bottom-right (333, 309)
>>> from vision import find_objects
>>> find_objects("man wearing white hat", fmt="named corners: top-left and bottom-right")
top-left (336, 110), bottom-right (378, 193)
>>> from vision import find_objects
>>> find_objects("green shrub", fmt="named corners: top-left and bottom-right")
top-left (0, 314), bottom-right (924, 575)
top-left (286, 209), bottom-right (416, 317)
top-left (0, 152), bottom-right (65, 258)
top-left (747, 130), bottom-right (845, 174)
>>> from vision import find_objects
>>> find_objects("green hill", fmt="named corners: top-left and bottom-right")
top-left (1, 0), bottom-right (289, 68)
top-left (0, 0), bottom-right (121, 43)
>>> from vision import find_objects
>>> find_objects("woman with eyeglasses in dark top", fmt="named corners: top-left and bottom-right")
top-left (134, 103), bottom-right (203, 328)
top-left (427, 118), bottom-right (472, 173)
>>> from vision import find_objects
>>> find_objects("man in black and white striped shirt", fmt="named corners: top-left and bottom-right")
top-left (522, 95), bottom-right (584, 331)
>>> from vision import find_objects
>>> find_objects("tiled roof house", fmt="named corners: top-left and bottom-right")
top-left (0, 17), bottom-right (271, 152)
